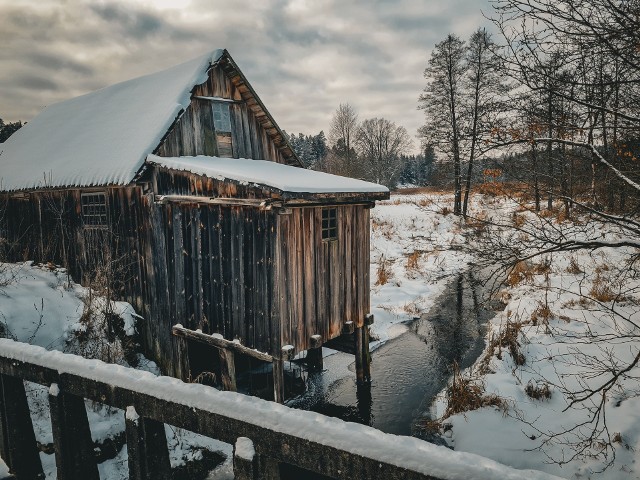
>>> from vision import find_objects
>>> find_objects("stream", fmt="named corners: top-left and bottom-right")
top-left (288, 272), bottom-right (498, 439)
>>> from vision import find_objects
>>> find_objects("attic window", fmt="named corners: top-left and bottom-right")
top-left (322, 208), bottom-right (337, 241)
top-left (81, 192), bottom-right (108, 227)
top-left (212, 102), bottom-right (231, 133)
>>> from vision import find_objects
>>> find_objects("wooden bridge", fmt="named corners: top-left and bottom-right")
top-left (0, 338), bottom-right (560, 480)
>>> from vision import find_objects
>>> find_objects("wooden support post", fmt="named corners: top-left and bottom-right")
top-left (354, 326), bottom-right (364, 384)
top-left (362, 326), bottom-right (372, 383)
top-left (272, 358), bottom-right (284, 403)
top-left (0, 374), bottom-right (44, 479)
top-left (233, 437), bottom-right (257, 480)
top-left (48, 384), bottom-right (100, 480)
top-left (306, 334), bottom-right (323, 372)
top-left (218, 348), bottom-right (237, 392)
top-left (125, 406), bottom-right (171, 480)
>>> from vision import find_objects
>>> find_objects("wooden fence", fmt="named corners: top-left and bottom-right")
top-left (0, 339), bottom-right (560, 480)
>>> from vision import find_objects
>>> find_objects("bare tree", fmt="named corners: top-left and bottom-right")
top-left (420, 34), bottom-right (467, 214)
top-left (329, 103), bottom-right (359, 177)
top-left (461, 28), bottom-right (507, 217)
top-left (463, 0), bottom-right (640, 467)
top-left (356, 117), bottom-right (412, 188)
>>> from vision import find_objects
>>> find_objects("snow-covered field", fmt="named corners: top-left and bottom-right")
top-left (372, 190), bottom-right (640, 479)
top-left (1, 189), bottom-right (638, 479)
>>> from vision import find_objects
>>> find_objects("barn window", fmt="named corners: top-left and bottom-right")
top-left (81, 192), bottom-right (108, 227)
top-left (212, 102), bottom-right (231, 133)
top-left (322, 208), bottom-right (337, 241)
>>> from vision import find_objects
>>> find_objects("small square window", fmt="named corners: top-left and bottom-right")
top-left (212, 102), bottom-right (231, 133)
top-left (81, 192), bottom-right (108, 227)
top-left (322, 208), bottom-right (337, 241)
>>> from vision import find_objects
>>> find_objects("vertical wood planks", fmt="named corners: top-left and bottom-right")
top-left (49, 384), bottom-right (100, 480)
top-left (125, 407), bottom-right (171, 480)
top-left (0, 374), bottom-right (44, 479)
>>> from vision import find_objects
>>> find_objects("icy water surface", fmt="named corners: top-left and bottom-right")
top-left (288, 273), bottom-right (497, 437)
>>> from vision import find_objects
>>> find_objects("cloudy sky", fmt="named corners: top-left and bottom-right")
top-left (0, 0), bottom-right (494, 149)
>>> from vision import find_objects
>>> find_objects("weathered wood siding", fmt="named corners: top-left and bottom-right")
top-left (0, 188), bottom-right (149, 314)
top-left (276, 205), bottom-right (371, 353)
top-left (155, 65), bottom-right (288, 164)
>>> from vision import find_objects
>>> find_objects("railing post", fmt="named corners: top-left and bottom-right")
top-left (257, 454), bottom-right (281, 480)
top-left (0, 374), bottom-right (44, 479)
top-left (125, 406), bottom-right (171, 480)
top-left (48, 382), bottom-right (100, 480)
top-left (233, 437), bottom-right (258, 480)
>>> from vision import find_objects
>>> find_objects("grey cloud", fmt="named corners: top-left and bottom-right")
top-left (10, 75), bottom-right (59, 92)
top-left (25, 52), bottom-right (94, 76)
top-left (0, 0), bottom-right (497, 147)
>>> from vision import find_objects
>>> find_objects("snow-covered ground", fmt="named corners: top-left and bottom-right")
top-left (0, 262), bottom-right (233, 479)
top-left (369, 192), bottom-right (475, 345)
top-left (373, 190), bottom-right (640, 479)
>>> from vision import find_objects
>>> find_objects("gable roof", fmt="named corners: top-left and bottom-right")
top-left (147, 154), bottom-right (389, 199)
top-left (0, 50), bottom-right (302, 192)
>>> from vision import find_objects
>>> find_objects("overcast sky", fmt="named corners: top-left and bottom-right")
top-left (0, 0), bottom-right (494, 150)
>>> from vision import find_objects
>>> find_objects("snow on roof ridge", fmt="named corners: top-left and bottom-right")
top-left (146, 154), bottom-right (390, 195)
top-left (0, 49), bottom-right (225, 192)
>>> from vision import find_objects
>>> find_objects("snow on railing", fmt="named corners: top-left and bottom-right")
top-left (0, 338), bottom-right (562, 480)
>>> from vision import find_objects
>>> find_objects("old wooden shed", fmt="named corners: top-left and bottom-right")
top-left (0, 49), bottom-right (389, 401)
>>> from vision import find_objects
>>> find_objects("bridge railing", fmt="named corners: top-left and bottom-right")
top-left (0, 338), bottom-right (560, 480)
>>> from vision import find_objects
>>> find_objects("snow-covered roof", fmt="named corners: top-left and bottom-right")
top-left (147, 154), bottom-right (390, 196)
top-left (0, 50), bottom-right (224, 192)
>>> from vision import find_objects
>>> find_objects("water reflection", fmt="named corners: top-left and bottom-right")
top-left (289, 272), bottom-right (496, 438)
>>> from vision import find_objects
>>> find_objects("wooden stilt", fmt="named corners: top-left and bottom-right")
top-left (355, 317), bottom-right (373, 385)
top-left (272, 358), bottom-right (284, 403)
top-left (306, 334), bottom-right (323, 372)
top-left (125, 406), bottom-right (171, 480)
top-left (354, 326), bottom-right (364, 384)
top-left (0, 374), bottom-right (44, 479)
top-left (362, 326), bottom-right (371, 383)
top-left (49, 385), bottom-right (100, 480)
top-left (218, 348), bottom-right (237, 392)
top-left (233, 437), bottom-right (257, 480)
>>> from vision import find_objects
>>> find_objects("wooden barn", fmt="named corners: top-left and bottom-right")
top-left (0, 49), bottom-right (389, 401)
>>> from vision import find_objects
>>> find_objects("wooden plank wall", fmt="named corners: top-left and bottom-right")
top-left (155, 65), bottom-right (288, 164)
top-left (276, 205), bottom-right (371, 353)
top-left (0, 188), bottom-right (151, 341)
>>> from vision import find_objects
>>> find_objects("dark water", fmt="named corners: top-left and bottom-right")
top-left (288, 272), bottom-right (496, 438)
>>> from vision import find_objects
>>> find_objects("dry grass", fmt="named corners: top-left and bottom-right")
top-left (415, 197), bottom-right (433, 207)
top-left (486, 320), bottom-right (526, 367)
top-left (512, 213), bottom-right (526, 228)
top-left (507, 261), bottom-right (535, 286)
top-left (439, 206), bottom-right (452, 216)
top-left (375, 257), bottom-right (393, 286)
top-left (525, 380), bottom-right (552, 400)
top-left (371, 218), bottom-right (394, 239)
top-left (531, 301), bottom-right (553, 326)
top-left (589, 273), bottom-right (618, 302)
top-left (464, 211), bottom-right (488, 235)
top-left (566, 256), bottom-right (583, 274)
top-left (443, 363), bottom-right (507, 418)
top-left (406, 250), bottom-right (421, 271)
top-left (402, 301), bottom-right (422, 317)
